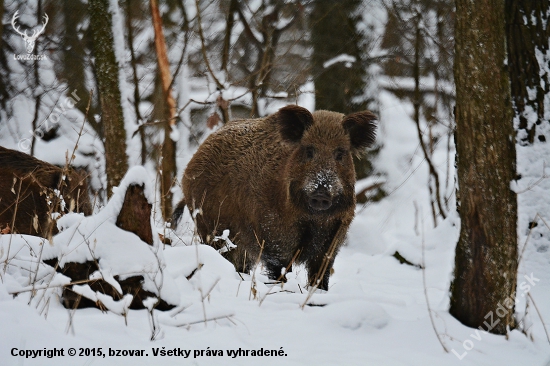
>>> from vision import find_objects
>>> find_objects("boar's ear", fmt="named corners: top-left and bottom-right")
top-left (342, 111), bottom-right (377, 152)
top-left (276, 105), bottom-right (314, 142)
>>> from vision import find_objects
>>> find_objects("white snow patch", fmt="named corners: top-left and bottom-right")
top-left (323, 54), bottom-right (357, 69)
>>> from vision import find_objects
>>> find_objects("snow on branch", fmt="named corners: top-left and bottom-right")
top-left (323, 54), bottom-right (357, 69)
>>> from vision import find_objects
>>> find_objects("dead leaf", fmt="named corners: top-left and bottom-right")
top-left (33, 215), bottom-right (39, 232)
top-left (1, 225), bottom-right (10, 234)
top-left (216, 95), bottom-right (229, 110)
top-left (207, 112), bottom-right (222, 129)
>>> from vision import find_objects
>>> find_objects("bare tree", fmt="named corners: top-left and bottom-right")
top-left (0, 1), bottom-right (15, 117)
top-left (125, 0), bottom-right (147, 165)
top-left (311, 0), bottom-right (382, 183)
top-left (506, 0), bottom-right (550, 145)
top-left (380, 0), bottom-right (454, 223)
top-left (28, 2), bottom-right (42, 157)
top-left (89, 0), bottom-right (129, 195)
top-left (191, 0), bottom-right (308, 121)
top-left (150, 0), bottom-right (178, 221)
top-left (450, 0), bottom-right (518, 335)
top-left (0, 0), bottom-right (3, 44)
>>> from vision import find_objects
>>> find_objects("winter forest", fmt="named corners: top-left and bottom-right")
top-left (0, 0), bottom-right (549, 365)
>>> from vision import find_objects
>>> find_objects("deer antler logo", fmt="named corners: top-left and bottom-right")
top-left (11, 11), bottom-right (49, 54)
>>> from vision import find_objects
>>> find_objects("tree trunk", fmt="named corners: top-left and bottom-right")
top-left (61, 0), bottom-right (95, 123)
top-left (310, 0), bottom-right (370, 180)
top-left (506, 0), bottom-right (550, 145)
top-left (221, 0), bottom-right (238, 73)
top-left (116, 184), bottom-right (153, 245)
top-left (89, 0), bottom-right (129, 196)
top-left (450, 0), bottom-right (518, 335)
top-left (0, 0), bottom-right (4, 48)
top-left (30, 0), bottom-right (44, 157)
top-left (311, 0), bottom-right (365, 114)
top-left (150, 0), bottom-right (177, 222)
top-left (125, 0), bottom-right (147, 165)
top-left (51, 184), bottom-right (175, 311)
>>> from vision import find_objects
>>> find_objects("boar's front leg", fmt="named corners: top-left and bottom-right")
top-left (264, 256), bottom-right (293, 283)
top-left (303, 221), bottom-right (344, 291)
top-left (306, 255), bottom-right (335, 291)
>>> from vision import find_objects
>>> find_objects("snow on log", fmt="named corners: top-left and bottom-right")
top-left (46, 166), bottom-right (179, 311)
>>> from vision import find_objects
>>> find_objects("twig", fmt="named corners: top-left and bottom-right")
top-left (9, 278), bottom-right (101, 295)
top-left (527, 293), bottom-right (550, 344)
top-left (189, 199), bottom-right (209, 326)
top-left (518, 213), bottom-right (539, 265)
top-left (259, 248), bottom-right (301, 306)
top-left (300, 225), bottom-right (345, 308)
top-left (355, 182), bottom-right (384, 199)
top-left (515, 162), bottom-right (548, 194)
top-left (45, 89), bottom-right (94, 241)
top-left (201, 278), bottom-right (220, 301)
top-left (175, 314), bottom-right (234, 328)
top-left (3, 178), bottom-right (23, 274)
top-left (249, 232), bottom-right (265, 301)
top-left (420, 209), bottom-right (449, 352)
top-left (29, 236), bottom-right (48, 303)
top-left (194, 0), bottom-right (225, 90)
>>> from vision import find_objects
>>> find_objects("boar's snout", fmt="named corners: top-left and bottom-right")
top-left (308, 189), bottom-right (332, 211)
top-left (303, 169), bottom-right (343, 212)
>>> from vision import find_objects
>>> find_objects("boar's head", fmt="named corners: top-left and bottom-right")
top-left (275, 105), bottom-right (377, 218)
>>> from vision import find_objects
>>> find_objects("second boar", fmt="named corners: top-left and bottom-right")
top-left (0, 146), bottom-right (92, 238)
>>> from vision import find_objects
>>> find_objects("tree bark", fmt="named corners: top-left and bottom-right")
top-left (61, 0), bottom-right (95, 123)
top-left (150, 0), bottom-right (177, 222)
top-left (450, 0), bottom-right (518, 335)
top-left (89, 0), bottom-right (129, 196)
top-left (221, 0), bottom-right (238, 73)
top-left (506, 0), bottom-right (550, 145)
top-left (0, 0), bottom-right (4, 48)
top-left (125, 0), bottom-right (147, 166)
top-left (116, 184), bottom-right (153, 245)
top-left (311, 0), bottom-right (365, 114)
top-left (310, 0), bottom-right (370, 179)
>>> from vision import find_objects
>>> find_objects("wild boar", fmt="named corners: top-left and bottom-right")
top-left (0, 146), bottom-right (92, 238)
top-left (175, 105), bottom-right (376, 290)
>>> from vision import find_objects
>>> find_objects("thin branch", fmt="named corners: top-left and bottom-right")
top-left (300, 225), bottom-right (345, 308)
top-left (9, 278), bottom-right (102, 295)
top-left (259, 248), bottom-right (301, 306)
top-left (527, 293), bottom-right (550, 344)
top-left (175, 314), bottom-right (234, 328)
top-left (420, 209), bottom-right (449, 352)
top-left (518, 213), bottom-right (539, 265)
top-left (195, 0), bottom-right (225, 90)
top-left (515, 162), bottom-right (548, 194)
top-left (235, 3), bottom-right (263, 48)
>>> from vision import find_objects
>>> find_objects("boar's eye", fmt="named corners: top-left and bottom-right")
top-left (334, 148), bottom-right (346, 161)
top-left (305, 146), bottom-right (315, 160)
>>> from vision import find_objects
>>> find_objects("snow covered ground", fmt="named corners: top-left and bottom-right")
top-left (1, 91), bottom-right (550, 366)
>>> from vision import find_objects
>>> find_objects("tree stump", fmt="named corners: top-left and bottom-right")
top-left (49, 183), bottom-right (175, 311)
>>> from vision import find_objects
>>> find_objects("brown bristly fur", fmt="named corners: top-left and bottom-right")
top-left (0, 146), bottom-right (92, 238)
top-left (178, 105), bottom-right (376, 290)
